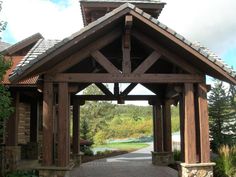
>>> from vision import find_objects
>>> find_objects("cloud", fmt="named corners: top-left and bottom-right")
top-left (1, 0), bottom-right (83, 42)
top-left (159, 0), bottom-right (236, 55)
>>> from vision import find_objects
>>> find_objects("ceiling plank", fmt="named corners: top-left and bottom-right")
top-left (91, 51), bottom-right (120, 74)
top-left (132, 30), bottom-right (200, 74)
top-left (49, 73), bottom-right (204, 83)
top-left (133, 51), bottom-right (161, 74)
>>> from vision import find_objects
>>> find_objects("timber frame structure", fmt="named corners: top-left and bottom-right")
top-left (3, 1), bottom-right (236, 177)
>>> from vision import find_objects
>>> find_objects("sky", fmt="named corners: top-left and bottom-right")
top-left (1, 0), bottom-right (236, 105)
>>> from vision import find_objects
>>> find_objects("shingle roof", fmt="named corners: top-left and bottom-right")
top-left (11, 39), bottom-right (60, 76)
top-left (9, 3), bottom-right (236, 83)
top-left (0, 41), bottom-right (11, 52)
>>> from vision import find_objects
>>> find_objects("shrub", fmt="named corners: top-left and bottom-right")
top-left (83, 147), bottom-right (94, 156)
top-left (214, 145), bottom-right (236, 177)
top-left (6, 170), bottom-right (38, 177)
top-left (173, 149), bottom-right (181, 161)
top-left (94, 131), bottom-right (107, 145)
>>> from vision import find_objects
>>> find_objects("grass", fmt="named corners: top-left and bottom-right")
top-left (93, 142), bottom-right (149, 151)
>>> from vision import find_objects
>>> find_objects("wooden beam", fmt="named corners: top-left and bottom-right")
top-left (50, 73), bottom-right (204, 83)
top-left (122, 33), bottom-right (131, 73)
top-left (75, 95), bottom-right (159, 101)
top-left (132, 30), bottom-right (201, 74)
top-left (91, 51), bottom-right (120, 74)
top-left (179, 93), bottom-right (185, 162)
top-left (125, 15), bottom-right (133, 30)
top-left (155, 104), bottom-right (164, 152)
top-left (153, 105), bottom-right (157, 152)
top-left (120, 83), bottom-right (137, 96)
top-left (58, 82), bottom-right (70, 167)
top-left (72, 98), bottom-right (80, 154)
top-left (133, 51), bottom-right (161, 74)
top-left (197, 83), bottom-right (210, 163)
top-left (184, 83), bottom-right (197, 164)
top-left (48, 28), bottom-right (122, 74)
top-left (163, 100), bottom-right (172, 152)
top-left (42, 82), bottom-right (53, 166)
top-left (95, 83), bottom-right (113, 96)
top-left (114, 83), bottom-right (119, 96)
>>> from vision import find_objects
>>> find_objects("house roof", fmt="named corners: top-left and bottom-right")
top-left (0, 41), bottom-right (11, 52)
top-left (9, 3), bottom-right (236, 84)
top-left (3, 33), bottom-right (43, 55)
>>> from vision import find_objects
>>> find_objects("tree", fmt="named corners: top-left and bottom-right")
top-left (0, 1), bottom-right (12, 140)
top-left (208, 80), bottom-right (236, 151)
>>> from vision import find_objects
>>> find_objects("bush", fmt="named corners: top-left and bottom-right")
top-left (173, 149), bottom-right (181, 161)
top-left (214, 145), bottom-right (236, 177)
top-left (6, 170), bottom-right (38, 177)
top-left (82, 147), bottom-right (94, 156)
top-left (94, 131), bottom-right (107, 145)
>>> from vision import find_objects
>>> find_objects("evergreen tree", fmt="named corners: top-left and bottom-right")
top-left (208, 80), bottom-right (236, 151)
top-left (0, 1), bottom-right (12, 140)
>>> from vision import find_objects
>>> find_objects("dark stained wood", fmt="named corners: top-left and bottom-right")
top-left (72, 98), bottom-right (80, 154)
top-left (125, 15), bottom-right (133, 30)
top-left (58, 82), bottom-right (70, 167)
top-left (95, 83), bottom-right (113, 96)
top-left (48, 28), bottom-right (122, 74)
top-left (120, 83), bottom-right (137, 96)
top-left (163, 100), bottom-right (172, 152)
top-left (152, 105), bottom-right (157, 152)
top-left (5, 91), bottom-right (20, 146)
top-left (156, 104), bottom-right (163, 152)
top-left (179, 93), bottom-right (185, 162)
top-left (130, 10), bottom-right (236, 84)
top-left (184, 83), bottom-right (196, 164)
top-left (114, 83), bottom-right (119, 96)
top-left (75, 95), bottom-right (159, 101)
top-left (42, 82), bottom-right (53, 166)
top-left (50, 73), bottom-right (204, 83)
top-left (91, 51), bottom-right (120, 74)
top-left (198, 83), bottom-right (210, 163)
top-left (133, 51), bottom-right (161, 74)
top-left (122, 33), bottom-right (131, 73)
top-left (132, 30), bottom-right (201, 74)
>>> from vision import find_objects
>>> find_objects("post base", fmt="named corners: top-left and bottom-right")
top-left (37, 163), bottom-right (74, 177)
top-left (179, 163), bottom-right (215, 177)
top-left (3, 146), bottom-right (21, 173)
top-left (72, 152), bottom-right (83, 166)
top-left (151, 151), bottom-right (174, 166)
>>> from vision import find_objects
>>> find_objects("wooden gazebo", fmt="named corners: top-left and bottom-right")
top-left (7, 1), bottom-right (236, 177)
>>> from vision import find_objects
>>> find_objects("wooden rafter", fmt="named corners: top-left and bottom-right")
top-left (132, 30), bottom-right (201, 74)
top-left (48, 73), bottom-right (204, 83)
top-left (114, 83), bottom-right (119, 96)
top-left (120, 83), bottom-right (137, 96)
top-left (133, 51), bottom-right (161, 74)
top-left (91, 51), bottom-right (120, 74)
top-left (75, 95), bottom-right (160, 101)
top-left (48, 28), bottom-right (122, 74)
top-left (95, 83), bottom-right (113, 96)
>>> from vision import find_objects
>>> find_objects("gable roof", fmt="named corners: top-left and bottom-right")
top-left (0, 41), bottom-right (11, 52)
top-left (9, 3), bottom-right (236, 84)
top-left (3, 33), bottom-right (43, 55)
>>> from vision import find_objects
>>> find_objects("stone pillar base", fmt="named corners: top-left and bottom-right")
top-left (3, 146), bottom-right (21, 173)
top-left (72, 152), bottom-right (83, 166)
top-left (179, 163), bottom-right (215, 177)
top-left (37, 163), bottom-right (74, 177)
top-left (151, 151), bottom-right (174, 166)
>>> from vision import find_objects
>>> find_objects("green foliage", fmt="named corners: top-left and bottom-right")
top-left (208, 80), bottom-right (236, 151)
top-left (173, 149), bottom-right (181, 161)
top-left (94, 142), bottom-right (149, 151)
top-left (214, 145), bottom-right (236, 177)
top-left (94, 130), bottom-right (107, 145)
top-left (96, 150), bottom-right (112, 156)
top-left (171, 105), bottom-right (180, 133)
top-left (6, 170), bottom-right (38, 177)
top-left (0, 1), bottom-right (13, 139)
top-left (82, 146), bottom-right (94, 156)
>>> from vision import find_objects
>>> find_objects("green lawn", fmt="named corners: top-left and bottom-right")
top-left (93, 142), bottom-right (149, 151)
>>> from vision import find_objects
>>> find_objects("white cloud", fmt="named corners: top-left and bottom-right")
top-left (1, 0), bottom-right (83, 41)
top-left (159, 0), bottom-right (236, 55)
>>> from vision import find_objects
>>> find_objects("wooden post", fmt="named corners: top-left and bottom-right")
top-left (152, 105), bottom-right (157, 152)
top-left (42, 82), bottom-right (54, 166)
top-left (197, 84), bottom-right (210, 163)
top-left (5, 91), bottom-right (19, 146)
top-left (58, 82), bottom-right (70, 167)
top-left (155, 104), bottom-right (163, 152)
top-left (72, 98), bottom-right (80, 154)
top-left (179, 94), bottom-right (185, 162)
top-left (163, 100), bottom-right (172, 152)
top-left (184, 83), bottom-right (196, 164)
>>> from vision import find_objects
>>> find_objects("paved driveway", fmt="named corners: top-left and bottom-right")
top-left (70, 143), bottom-right (178, 177)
